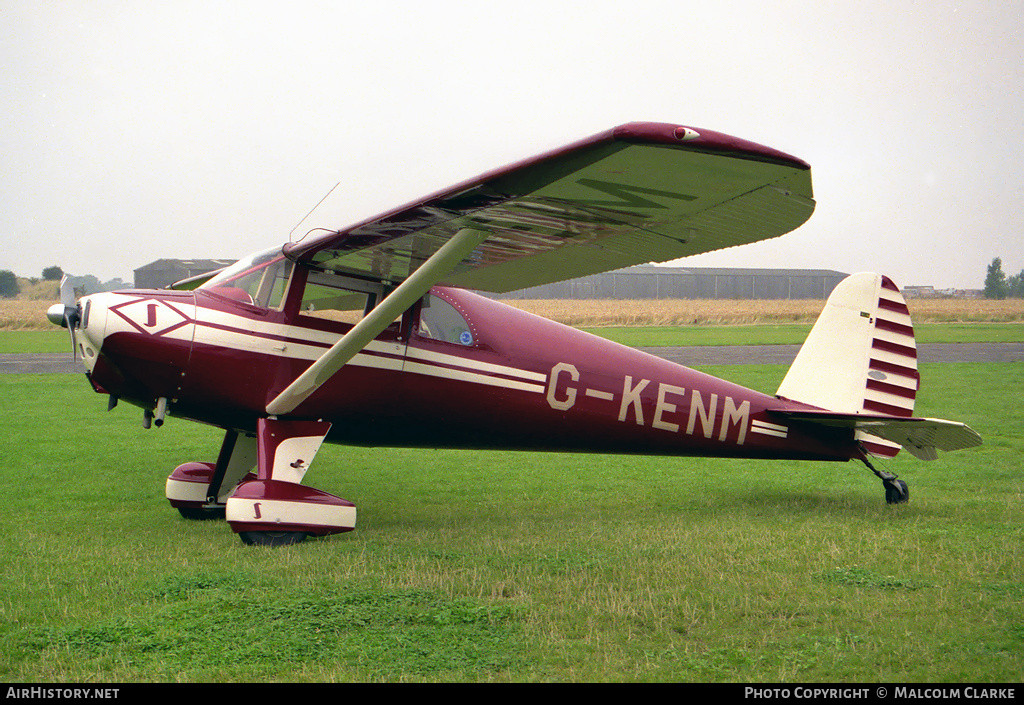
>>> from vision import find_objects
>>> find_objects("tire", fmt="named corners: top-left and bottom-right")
top-left (177, 506), bottom-right (226, 521)
top-left (884, 479), bottom-right (909, 505)
top-left (238, 530), bottom-right (309, 547)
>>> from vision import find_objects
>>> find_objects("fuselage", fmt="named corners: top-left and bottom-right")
top-left (72, 257), bottom-right (857, 462)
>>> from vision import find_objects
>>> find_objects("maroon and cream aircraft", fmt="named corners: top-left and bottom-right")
top-left (48, 122), bottom-right (981, 545)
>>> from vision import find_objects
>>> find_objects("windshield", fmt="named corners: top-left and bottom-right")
top-left (199, 247), bottom-right (294, 309)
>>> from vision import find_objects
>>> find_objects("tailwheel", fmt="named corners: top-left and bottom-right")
top-left (860, 452), bottom-right (910, 505)
top-left (884, 478), bottom-right (910, 505)
top-left (238, 530), bottom-right (309, 547)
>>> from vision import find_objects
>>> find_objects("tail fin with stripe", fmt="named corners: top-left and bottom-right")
top-left (776, 273), bottom-right (934, 459)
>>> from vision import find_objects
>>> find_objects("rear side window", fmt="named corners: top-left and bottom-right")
top-left (418, 295), bottom-right (474, 346)
top-left (299, 280), bottom-right (369, 324)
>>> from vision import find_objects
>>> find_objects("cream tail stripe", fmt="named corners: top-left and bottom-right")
top-left (865, 279), bottom-right (918, 418)
top-left (751, 419), bottom-right (788, 438)
top-left (860, 277), bottom-right (918, 457)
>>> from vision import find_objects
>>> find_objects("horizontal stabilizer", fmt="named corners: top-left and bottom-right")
top-left (767, 409), bottom-right (982, 461)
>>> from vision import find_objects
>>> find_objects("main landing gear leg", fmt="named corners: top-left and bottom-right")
top-left (860, 452), bottom-right (909, 505)
top-left (225, 418), bottom-right (356, 546)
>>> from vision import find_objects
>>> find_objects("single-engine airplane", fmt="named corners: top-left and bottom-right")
top-left (48, 122), bottom-right (982, 546)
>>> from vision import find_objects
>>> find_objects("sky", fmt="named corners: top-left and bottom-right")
top-left (2, 1), bottom-right (1021, 290)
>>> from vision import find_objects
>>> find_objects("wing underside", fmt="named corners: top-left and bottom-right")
top-left (284, 122), bottom-right (815, 293)
top-left (267, 122), bottom-right (815, 414)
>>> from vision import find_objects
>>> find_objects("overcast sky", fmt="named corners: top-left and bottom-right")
top-left (2, 1), bottom-right (1021, 290)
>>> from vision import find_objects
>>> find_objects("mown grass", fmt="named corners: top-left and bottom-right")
top-left (0, 365), bottom-right (1020, 682)
top-left (0, 331), bottom-right (72, 353)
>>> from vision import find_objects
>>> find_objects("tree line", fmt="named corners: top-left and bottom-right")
top-left (3, 261), bottom-right (1023, 299)
top-left (0, 266), bottom-right (129, 298)
top-left (984, 258), bottom-right (1024, 299)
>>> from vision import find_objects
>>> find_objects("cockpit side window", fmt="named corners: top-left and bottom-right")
top-left (200, 248), bottom-right (294, 310)
top-left (418, 294), bottom-right (474, 346)
top-left (254, 258), bottom-right (293, 309)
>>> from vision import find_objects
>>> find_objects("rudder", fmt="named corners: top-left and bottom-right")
top-left (776, 273), bottom-right (919, 457)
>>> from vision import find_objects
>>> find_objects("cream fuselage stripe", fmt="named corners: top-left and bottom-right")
top-left (404, 346), bottom-right (547, 384)
top-left (191, 307), bottom-right (545, 394)
top-left (403, 360), bottom-right (546, 394)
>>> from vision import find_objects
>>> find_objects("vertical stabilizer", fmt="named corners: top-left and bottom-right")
top-left (776, 273), bottom-right (919, 457)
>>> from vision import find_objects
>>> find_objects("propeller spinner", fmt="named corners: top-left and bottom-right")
top-left (45, 275), bottom-right (81, 360)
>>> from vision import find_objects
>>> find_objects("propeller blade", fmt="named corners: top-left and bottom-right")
top-left (64, 312), bottom-right (78, 361)
top-left (60, 275), bottom-right (75, 308)
top-left (57, 274), bottom-right (79, 360)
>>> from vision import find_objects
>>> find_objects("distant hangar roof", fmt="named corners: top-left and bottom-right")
top-left (494, 265), bottom-right (851, 300)
top-left (133, 258), bottom-right (235, 289)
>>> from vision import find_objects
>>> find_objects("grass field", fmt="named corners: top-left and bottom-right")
top-left (3, 320), bottom-right (1024, 354)
top-left (0, 364), bottom-right (1020, 682)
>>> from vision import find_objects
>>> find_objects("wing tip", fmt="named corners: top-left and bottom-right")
top-left (612, 122), bottom-right (811, 170)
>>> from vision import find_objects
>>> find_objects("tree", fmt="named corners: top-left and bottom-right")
top-left (0, 270), bottom-right (18, 298)
top-left (1008, 269), bottom-right (1024, 298)
top-left (42, 266), bottom-right (63, 281)
top-left (67, 274), bottom-right (101, 295)
top-left (984, 257), bottom-right (1008, 299)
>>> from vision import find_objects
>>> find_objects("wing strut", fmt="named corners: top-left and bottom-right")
top-left (266, 227), bottom-right (490, 416)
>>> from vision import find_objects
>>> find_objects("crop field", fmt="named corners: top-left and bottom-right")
top-left (4, 295), bottom-right (1024, 331)
top-left (0, 360), bottom-right (1020, 682)
top-left (503, 297), bottom-right (1024, 327)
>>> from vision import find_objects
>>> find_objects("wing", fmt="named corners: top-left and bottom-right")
top-left (768, 409), bottom-right (983, 461)
top-left (268, 122), bottom-right (815, 415)
top-left (284, 122), bottom-right (815, 293)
